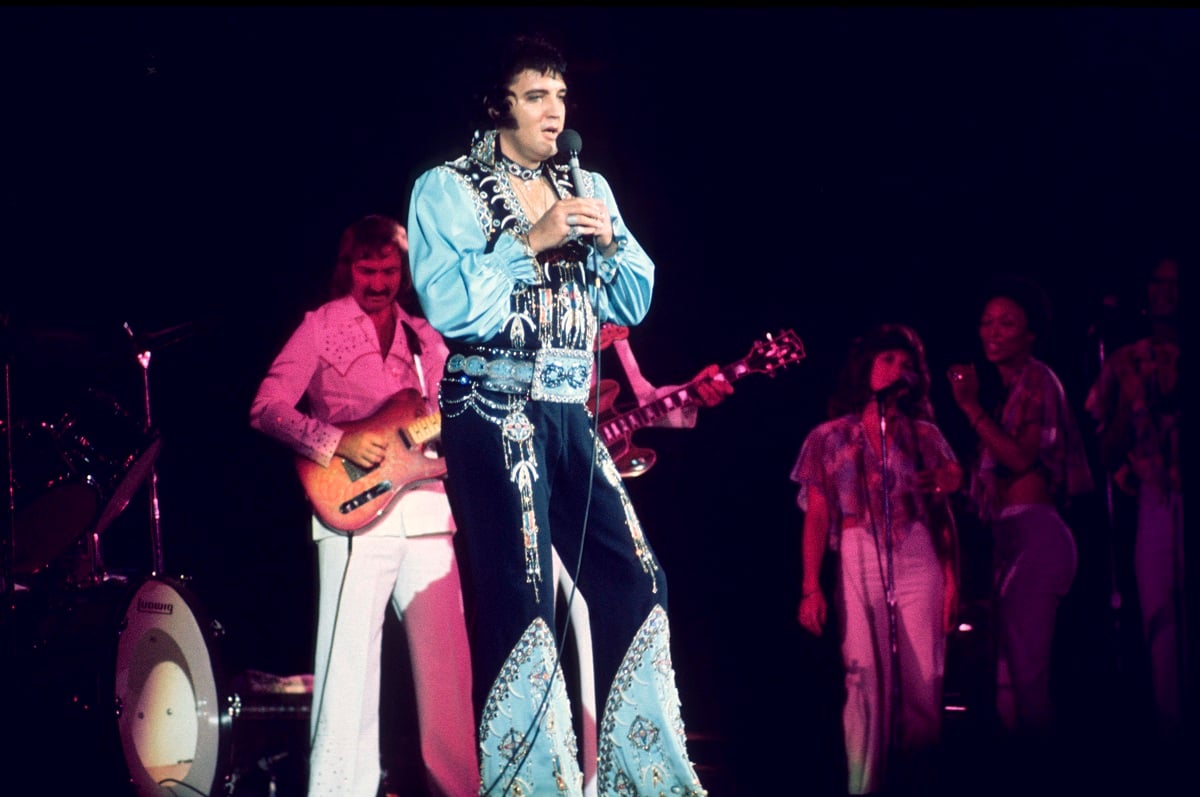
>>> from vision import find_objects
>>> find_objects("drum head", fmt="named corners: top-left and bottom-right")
top-left (114, 577), bottom-right (231, 797)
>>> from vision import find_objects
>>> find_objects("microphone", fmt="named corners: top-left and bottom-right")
top-left (875, 370), bottom-right (917, 401)
top-left (557, 129), bottom-right (587, 198)
top-left (1087, 293), bottom-right (1121, 338)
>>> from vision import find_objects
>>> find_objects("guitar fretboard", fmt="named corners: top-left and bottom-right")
top-left (406, 412), bottom-right (442, 446)
top-left (599, 363), bottom-right (749, 444)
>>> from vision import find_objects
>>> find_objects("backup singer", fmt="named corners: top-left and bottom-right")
top-left (947, 273), bottom-right (1093, 776)
top-left (792, 323), bottom-right (961, 795)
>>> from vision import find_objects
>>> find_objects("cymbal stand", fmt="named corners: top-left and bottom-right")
top-left (124, 323), bottom-right (165, 575)
top-left (2, 326), bottom-right (14, 601)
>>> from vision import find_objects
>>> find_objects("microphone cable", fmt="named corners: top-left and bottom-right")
top-left (483, 219), bottom-right (607, 797)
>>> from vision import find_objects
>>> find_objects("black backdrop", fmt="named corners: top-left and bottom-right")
top-left (2, 7), bottom-right (1195, 794)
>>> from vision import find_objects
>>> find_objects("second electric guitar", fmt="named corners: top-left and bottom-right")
top-left (594, 329), bottom-right (806, 477)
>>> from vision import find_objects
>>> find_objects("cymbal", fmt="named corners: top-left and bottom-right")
top-left (1, 325), bottom-right (99, 364)
top-left (1, 318), bottom-right (220, 366)
top-left (123, 319), bottom-right (208, 355)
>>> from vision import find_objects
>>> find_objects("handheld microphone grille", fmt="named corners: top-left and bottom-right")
top-left (557, 129), bottom-right (587, 197)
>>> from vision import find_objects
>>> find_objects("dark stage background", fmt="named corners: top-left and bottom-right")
top-left (2, 7), bottom-right (1196, 795)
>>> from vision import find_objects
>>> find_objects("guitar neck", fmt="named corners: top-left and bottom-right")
top-left (598, 361), bottom-right (749, 445)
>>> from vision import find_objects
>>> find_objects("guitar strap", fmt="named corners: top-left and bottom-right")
top-left (400, 321), bottom-right (428, 400)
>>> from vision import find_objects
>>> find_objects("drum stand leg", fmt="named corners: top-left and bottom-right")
top-left (146, 469), bottom-right (163, 576)
top-left (83, 527), bottom-right (127, 586)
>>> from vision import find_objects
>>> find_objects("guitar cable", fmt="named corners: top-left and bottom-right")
top-left (309, 532), bottom-right (354, 753)
top-left (482, 267), bottom-right (606, 797)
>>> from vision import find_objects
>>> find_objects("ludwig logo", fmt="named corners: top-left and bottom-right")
top-left (138, 598), bottom-right (174, 615)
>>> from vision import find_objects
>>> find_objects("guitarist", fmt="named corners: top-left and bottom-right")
top-left (249, 215), bottom-right (476, 797)
top-left (595, 322), bottom-right (734, 476)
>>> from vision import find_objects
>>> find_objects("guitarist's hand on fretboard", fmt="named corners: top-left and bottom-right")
top-left (690, 363), bottom-right (734, 408)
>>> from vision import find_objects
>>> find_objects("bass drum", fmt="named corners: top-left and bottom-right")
top-left (113, 576), bottom-right (310, 797)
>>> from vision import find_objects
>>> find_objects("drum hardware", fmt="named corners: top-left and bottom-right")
top-left (2, 318), bottom-right (201, 593)
top-left (122, 319), bottom-right (203, 577)
top-left (124, 321), bottom-right (167, 576)
top-left (4, 388), bottom-right (162, 579)
top-left (4, 310), bottom-right (15, 597)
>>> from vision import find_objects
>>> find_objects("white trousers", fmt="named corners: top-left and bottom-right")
top-left (837, 523), bottom-right (945, 795)
top-left (308, 532), bottom-right (477, 797)
top-left (1135, 484), bottom-right (1186, 741)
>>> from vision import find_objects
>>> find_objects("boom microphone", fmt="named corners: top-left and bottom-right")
top-left (557, 129), bottom-right (587, 198)
top-left (875, 370), bottom-right (917, 400)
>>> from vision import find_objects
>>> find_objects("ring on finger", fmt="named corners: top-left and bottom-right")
top-left (566, 214), bottom-right (578, 226)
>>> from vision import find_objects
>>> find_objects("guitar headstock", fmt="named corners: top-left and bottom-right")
top-left (743, 330), bottom-right (806, 376)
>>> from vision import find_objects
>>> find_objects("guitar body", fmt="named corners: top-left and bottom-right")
top-left (590, 379), bottom-right (657, 476)
top-left (294, 389), bottom-right (445, 534)
top-left (608, 440), bottom-right (658, 478)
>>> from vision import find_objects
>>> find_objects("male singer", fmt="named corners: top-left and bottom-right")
top-left (406, 32), bottom-right (708, 797)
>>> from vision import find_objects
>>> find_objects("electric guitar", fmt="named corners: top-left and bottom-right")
top-left (294, 389), bottom-right (445, 534)
top-left (593, 329), bottom-right (806, 477)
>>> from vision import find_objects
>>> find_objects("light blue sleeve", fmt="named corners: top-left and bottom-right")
top-left (407, 166), bottom-right (541, 342)
top-left (587, 172), bottom-right (654, 327)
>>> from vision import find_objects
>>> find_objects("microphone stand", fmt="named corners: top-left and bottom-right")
top-left (1087, 316), bottom-right (1123, 675)
top-left (2, 313), bottom-right (13, 603)
top-left (874, 395), bottom-right (901, 771)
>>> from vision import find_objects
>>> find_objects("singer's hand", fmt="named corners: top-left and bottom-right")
top-left (946, 363), bottom-right (980, 412)
top-left (797, 590), bottom-right (827, 637)
top-left (529, 197), bottom-right (612, 251)
top-left (915, 462), bottom-right (962, 497)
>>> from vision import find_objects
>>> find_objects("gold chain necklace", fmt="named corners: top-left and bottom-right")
top-left (509, 173), bottom-right (553, 223)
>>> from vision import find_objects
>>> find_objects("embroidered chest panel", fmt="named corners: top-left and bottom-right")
top-left (446, 156), bottom-right (597, 352)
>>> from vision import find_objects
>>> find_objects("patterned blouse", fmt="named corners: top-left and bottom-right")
top-left (1085, 336), bottom-right (1181, 496)
top-left (971, 357), bottom-right (1093, 521)
top-left (791, 413), bottom-right (959, 551)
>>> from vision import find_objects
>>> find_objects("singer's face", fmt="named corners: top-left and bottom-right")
top-left (869, 349), bottom-right (913, 393)
top-left (498, 69), bottom-right (567, 168)
top-left (349, 247), bottom-right (404, 316)
top-left (1146, 258), bottom-right (1178, 320)
top-left (979, 296), bottom-right (1034, 365)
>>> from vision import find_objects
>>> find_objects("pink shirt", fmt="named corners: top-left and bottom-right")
top-left (250, 295), bottom-right (452, 538)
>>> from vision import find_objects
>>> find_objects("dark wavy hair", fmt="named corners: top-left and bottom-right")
top-left (328, 215), bottom-right (421, 315)
top-left (480, 33), bottom-right (568, 130)
top-left (980, 272), bottom-right (1053, 341)
top-left (828, 323), bottom-right (936, 421)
